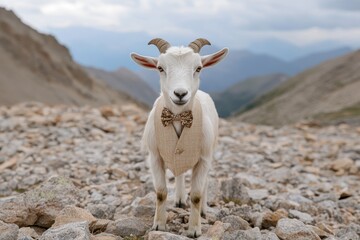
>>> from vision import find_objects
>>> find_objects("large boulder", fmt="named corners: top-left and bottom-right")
top-left (275, 218), bottom-right (320, 240)
top-left (53, 206), bottom-right (97, 228)
top-left (0, 176), bottom-right (83, 228)
top-left (0, 220), bottom-right (19, 240)
top-left (39, 221), bottom-right (91, 240)
top-left (105, 217), bottom-right (151, 237)
top-left (0, 196), bottom-right (37, 227)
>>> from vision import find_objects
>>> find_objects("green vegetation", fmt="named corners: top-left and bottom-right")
top-left (314, 103), bottom-right (360, 123)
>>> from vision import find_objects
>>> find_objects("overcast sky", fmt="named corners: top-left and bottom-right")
top-left (2, 0), bottom-right (360, 50)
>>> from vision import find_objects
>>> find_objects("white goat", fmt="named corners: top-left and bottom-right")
top-left (131, 38), bottom-right (228, 238)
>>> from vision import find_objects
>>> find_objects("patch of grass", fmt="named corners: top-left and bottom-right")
top-left (14, 188), bottom-right (27, 193)
top-left (314, 103), bottom-right (360, 123)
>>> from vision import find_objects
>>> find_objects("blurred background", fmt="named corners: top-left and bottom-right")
top-left (1, 0), bottom-right (360, 126)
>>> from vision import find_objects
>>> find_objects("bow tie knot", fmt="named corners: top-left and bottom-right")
top-left (161, 108), bottom-right (193, 128)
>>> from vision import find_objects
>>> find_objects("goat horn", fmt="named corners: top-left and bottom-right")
top-left (148, 38), bottom-right (171, 54)
top-left (188, 38), bottom-right (211, 53)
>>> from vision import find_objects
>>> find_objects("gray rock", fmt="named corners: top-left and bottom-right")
top-left (207, 178), bottom-right (220, 205)
top-left (25, 176), bottom-right (83, 227)
top-left (248, 189), bottom-right (269, 202)
top-left (0, 220), bottom-right (19, 240)
top-left (289, 209), bottom-right (315, 224)
top-left (86, 204), bottom-right (115, 220)
top-left (131, 192), bottom-right (156, 219)
top-left (261, 232), bottom-right (280, 240)
top-left (17, 227), bottom-right (39, 240)
top-left (275, 218), bottom-right (320, 240)
top-left (105, 217), bottom-right (150, 237)
top-left (91, 233), bottom-right (123, 240)
top-left (222, 215), bottom-right (250, 231)
top-left (148, 231), bottom-right (191, 240)
top-left (336, 223), bottom-right (360, 240)
top-left (0, 196), bottom-right (37, 227)
top-left (220, 178), bottom-right (250, 204)
top-left (39, 221), bottom-right (90, 240)
top-left (223, 227), bottom-right (262, 240)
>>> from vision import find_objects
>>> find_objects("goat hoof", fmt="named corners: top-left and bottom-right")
top-left (152, 223), bottom-right (167, 232)
top-left (187, 228), bottom-right (201, 238)
top-left (175, 200), bottom-right (186, 209)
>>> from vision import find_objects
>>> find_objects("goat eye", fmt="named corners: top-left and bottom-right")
top-left (158, 66), bottom-right (164, 72)
top-left (196, 66), bottom-right (202, 72)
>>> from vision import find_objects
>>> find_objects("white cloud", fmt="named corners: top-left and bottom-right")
top-left (1, 0), bottom-right (360, 49)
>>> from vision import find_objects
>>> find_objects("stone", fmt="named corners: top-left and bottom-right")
top-left (86, 204), bottom-right (115, 220)
top-left (25, 176), bottom-right (83, 227)
top-left (220, 178), bottom-right (250, 204)
top-left (336, 224), bottom-right (360, 240)
top-left (131, 192), bottom-right (156, 219)
top-left (204, 221), bottom-right (231, 239)
top-left (316, 222), bottom-right (334, 235)
top-left (222, 215), bottom-right (250, 231)
top-left (288, 209), bottom-right (314, 224)
top-left (39, 221), bottom-right (91, 240)
top-left (275, 218), bottom-right (320, 240)
top-left (148, 231), bottom-right (190, 240)
top-left (53, 206), bottom-right (97, 228)
top-left (330, 158), bottom-right (354, 172)
top-left (18, 227), bottom-right (39, 240)
top-left (0, 196), bottom-right (37, 227)
top-left (105, 217), bottom-right (150, 237)
top-left (0, 220), bottom-right (19, 240)
top-left (248, 189), bottom-right (269, 202)
top-left (91, 233), bottom-right (123, 240)
top-left (223, 227), bottom-right (262, 240)
top-left (207, 178), bottom-right (220, 205)
top-left (261, 232), bottom-right (280, 240)
top-left (308, 225), bottom-right (331, 238)
top-left (261, 209), bottom-right (288, 229)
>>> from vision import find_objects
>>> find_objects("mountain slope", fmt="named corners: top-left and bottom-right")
top-left (0, 7), bottom-right (134, 106)
top-left (137, 47), bottom-right (351, 93)
top-left (213, 73), bottom-right (288, 117)
top-left (237, 50), bottom-right (360, 126)
top-left (85, 67), bottom-right (157, 106)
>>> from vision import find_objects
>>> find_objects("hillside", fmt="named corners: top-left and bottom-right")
top-left (85, 67), bottom-right (157, 107)
top-left (0, 8), bottom-right (133, 106)
top-left (238, 50), bottom-right (360, 126)
top-left (213, 73), bottom-right (288, 117)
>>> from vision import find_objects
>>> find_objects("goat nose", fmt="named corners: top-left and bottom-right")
top-left (174, 89), bottom-right (188, 100)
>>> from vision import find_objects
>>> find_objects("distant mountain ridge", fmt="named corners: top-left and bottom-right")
top-left (137, 47), bottom-right (351, 93)
top-left (237, 50), bottom-right (360, 126)
top-left (85, 67), bottom-right (157, 107)
top-left (0, 7), bottom-right (140, 106)
top-left (213, 73), bottom-right (288, 117)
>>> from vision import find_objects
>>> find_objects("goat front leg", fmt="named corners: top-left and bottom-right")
top-left (187, 158), bottom-right (210, 238)
top-left (175, 174), bottom-right (187, 208)
top-left (149, 153), bottom-right (168, 231)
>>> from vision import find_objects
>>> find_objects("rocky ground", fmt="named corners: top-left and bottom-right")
top-left (0, 102), bottom-right (359, 240)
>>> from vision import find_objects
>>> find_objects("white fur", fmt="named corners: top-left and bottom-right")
top-left (132, 45), bottom-right (228, 238)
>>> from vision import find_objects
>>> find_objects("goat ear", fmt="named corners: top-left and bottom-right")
top-left (130, 53), bottom-right (158, 69)
top-left (201, 48), bottom-right (228, 68)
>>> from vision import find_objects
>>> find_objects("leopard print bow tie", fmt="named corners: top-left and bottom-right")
top-left (161, 108), bottom-right (193, 128)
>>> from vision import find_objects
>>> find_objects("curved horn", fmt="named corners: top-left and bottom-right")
top-left (188, 38), bottom-right (211, 53)
top-left (148, 38), bottom-right (171, 54)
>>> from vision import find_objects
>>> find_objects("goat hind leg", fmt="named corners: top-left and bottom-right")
top-left (175, 174), bottom-right (187, 208)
